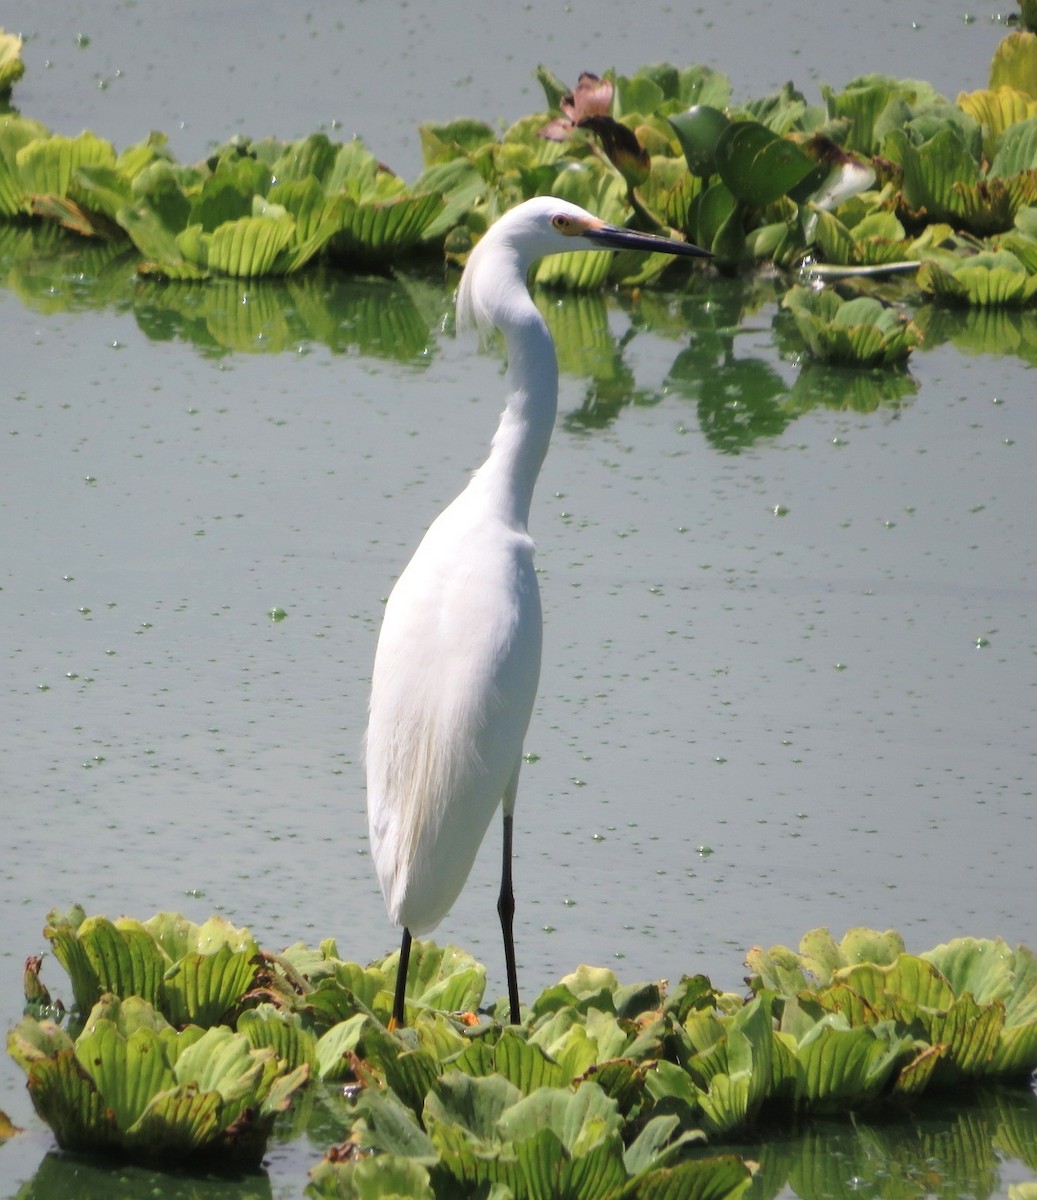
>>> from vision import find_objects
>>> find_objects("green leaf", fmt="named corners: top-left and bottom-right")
top-left (455, 1027), bottom-right (568, 1093)
top-left (793, 1016), bottom-right (908, 1109)
top-left (990, 116), bottom-right (1037, 177)
top-left (309, 1153), bottom-right (436, 1200)
top-left (0, 29), bottom-right (25, 95)
top-left (782, 286), bottom-right (922, 365)
top-left (204, 213), bottom-right (297, 277)
top-left (669, 106), bottom-right (731, 176)
top-left (990, 31), bottom-right (1037, 98)
top-left (331, 192), bottom-right (445, 265)
top-left (623, 1114), bottom-right (705, 1177)
top-left (632, 1156), bottom-right (753, 1200)
top-left (419, 119), bottom-right (498, 167)
top-left (957, 88), bottom-right (1037, 161)
top-left (352, 1085), bottom-right (438, 1161)
top-left (75, 1019), bottom-right (177, 1130)
top-left (496, 1081), bottom-right (622, 1154)
top-left (238, 1004), bottom-right (318, 1072)
top-left (163, 941), bottom-right (261, 1025)
top-left (12, 993), bottom-right (305, 1166)
top-left (15, 131), bottom-right (116, 199)
top-left (715, 121), bottom-right (816, 206)
top-left (316, 1013), bottom-right (370, 1080)
top-left (425, 1069), bottom-right (522, 1141)
top-left (918, 251), bottom-right (1037, 307)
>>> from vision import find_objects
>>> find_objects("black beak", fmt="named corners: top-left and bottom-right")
top-left (583, 223), bottom-right (711, 258)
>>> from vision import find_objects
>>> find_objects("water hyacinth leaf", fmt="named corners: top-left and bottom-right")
top-left (163, 941), bottom-right (262, 1026)
top-left (715, 121), bottom-right (815, 207)
top-left (497, 1080), bottom-right (623, 1152)
top-left (633, 1155), bottom-right (753, 1200)
top-left (692, 181), bottom-right (738, 254)
top-left (989, 116), bottom-right (1037, 178)
top-left (669, 105), bottom-right (731, 176)
top-left (146, 912), bottom-right (259, 961)
top-left (0, 28), bottom-right (25, 94)
top-left (744, 943), bottom-right (812, 996)
top-left (425, 1069), bottom-right (522, 1141)
top-left (7, 1017), bottom-right (75, 1073)
top-left (315, 1012), bottom-right (369, 1080)
top-left (957, 88), bottom-right (1037, 161)
top-left (837, 954), bottom-right (956, 1014)
top-left (990, 31), bottom-right (1037, 97)
top-left (16, 132), bottom-right (117, 200)
top-left (455, 1027), bottom-right (569, 1093)
top-left (622, 1113), bottom-right (705, 1177)
top-left (918, 252), bottom-right (1037, 306)
top-left (75, 1019), bottom-right (177, 1130)
top-left (24, 1049), bottom-right (121, 1153)
top-left (45, 914), bottom-right (168, 1011)
top-left (793, 1016), bottom-right (908, 1109)
top-left (330, 191), bottom-right (445, 265)
top-left (203, 212), bottom-right (297, 277)
top-left (351, 1085), bottom-right (438, 1161)
top-left (309, 1153), bottom-right (436, 1200)
top-left (419, 118), bottom-right (498, 167)
top-left (782, 286), bottom-right (921, 365)
top-left (238, 1004), bottom-right (318, 1072)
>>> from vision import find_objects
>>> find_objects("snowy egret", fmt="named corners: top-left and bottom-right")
top-left (366, 196), bottom-right (709, 1028)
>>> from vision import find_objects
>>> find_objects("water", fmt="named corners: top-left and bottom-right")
top-left (2, 2), bottom-right (1036, 1196)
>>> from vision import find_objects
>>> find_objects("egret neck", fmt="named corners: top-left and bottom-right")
top-left (466, 288), bottom-right (558, 532)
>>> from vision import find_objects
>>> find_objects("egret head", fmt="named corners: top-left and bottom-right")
top-left (456, 196), bottom-right (709, 336)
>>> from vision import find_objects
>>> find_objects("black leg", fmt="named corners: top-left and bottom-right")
top-left (498, 812), bottom-right (521, 1024)
top-left (390, 927), bottom-right (412, 1030)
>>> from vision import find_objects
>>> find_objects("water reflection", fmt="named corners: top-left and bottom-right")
top-left (10, 1081), bottom-right (1035, 1199)
top-left (916, 304), bottom-right (1037, 365)
top-left (4, 224), bottom-right (1033, 445)
top-left (14, 1149), bottom-right (275, 1200)
top-left (738, 1084), bottom-right (1037, 1200)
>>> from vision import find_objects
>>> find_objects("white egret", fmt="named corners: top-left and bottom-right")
top-left (366, 196), bottom-right (709, 1027)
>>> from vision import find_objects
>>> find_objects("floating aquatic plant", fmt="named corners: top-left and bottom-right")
top-left (0, 118), bottom-right (138, 231)
top-left (10, 913), bottom-right (1037, 1191)
top-left (746, 927), bottom-right (1037, 1085)
top-left (782, 285), bottom-right (922, 364)
top-left (43, 904), bottom-right (263, 1027)
top-left (4, 33), bottom-right (1037, 294)
top-left (917, 248), bottom-right (1037, 307)
top-left (8, 994), bottom-right (308, 1167)
top-left (0, 28), bottom-right (24, 98)
top-left (116, 134), bottom-right (444, 278)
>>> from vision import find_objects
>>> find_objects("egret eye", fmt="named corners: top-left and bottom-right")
top-left (551, 214), bottom-right (571, 231)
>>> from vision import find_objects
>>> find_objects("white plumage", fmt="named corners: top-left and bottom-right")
top-left (365, 197), bottom-right (708, 1026)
